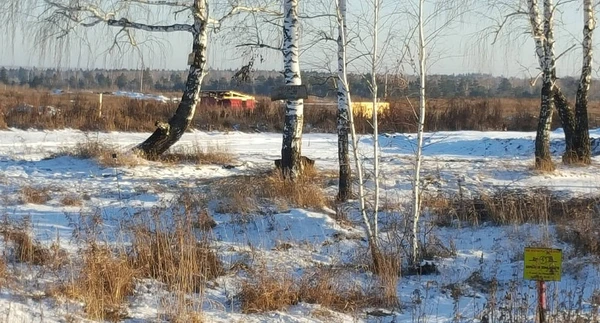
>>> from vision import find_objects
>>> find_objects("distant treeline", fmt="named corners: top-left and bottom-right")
top-left (0, 66), bottom-right (596, 100)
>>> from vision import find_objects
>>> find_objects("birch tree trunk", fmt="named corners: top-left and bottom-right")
top-left (336, 0), bottom-right (351, 201)
top-left (572, 0), bottom-right (595, 165)
top-left (281, 0), bottom-right (304, 179)
top-left (371, 0), bottom-right (380, 242)
top-left (534, 0), bottom-right (556, 171)
top-left (527, 0), bottom-right (576, 163)
top-left (338, 0), bottom-right (380, 272)
top-left (554, 88), bottom-right (577, 162)
top-left (410, 0), bottom-right (427, 267)
top-left (136, 0), bottom-right (208, 158)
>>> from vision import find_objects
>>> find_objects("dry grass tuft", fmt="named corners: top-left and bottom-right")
top-left (534, 157), bottom-right (556, 172)
top-left (0, 113), bottom-right (7, 130)
top-left (214, 170), bottom-right (327, 215)
top-left (556, 211), bottom-right (600, 256)
top-left (61, 244), bottom-right (136, 321)
top-left (20, 186), bottom-right (52, 204)
top-left (298, 267), bottom-right (388, 312)
top-left (194, 209), bottom-right (217, 231)
top-left (425, 190), bottom-right (600, 256)
top-left (0, 257), bottom-right (6, 287)
top-left (129, 194), bottom-right (223, 293)
top-left (240, 272), bottom-right (299, 313)
top-left (60, 194), bottom-right (83, 207)
top-left (425, 190), bottom-right (596, 227)
top-left (130, 229), bottom-right (222, 293)
top-left (160, 144), bottom-right (235, 165)
top-left (2, 228), bottom-right (51, 265)
top-left (239, 266), bottom-right (390, 314)
top-left (163, 311), bottom-right (204, 323)
top-left (57, 139), bottom-right (141, 167)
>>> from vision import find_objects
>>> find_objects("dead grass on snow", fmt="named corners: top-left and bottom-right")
top-left (213, 168), bottom-right (328, 215)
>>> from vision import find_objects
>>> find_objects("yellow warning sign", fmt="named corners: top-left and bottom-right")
top-left (524, 247), bottom-right (562, 281)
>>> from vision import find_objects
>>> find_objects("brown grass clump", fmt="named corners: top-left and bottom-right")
top-left (57, 139), bottom-right (141, 167)
top-left (162, 311), bottom-right (204, 323)
top-left (0, 113), bottom-right (7, 130)
top-left (60, 194), bottom-right (83, 207)
top-left (130, 229), bottom-right (222, 293)
top-left (426, 190), bottom-right (574, 226)
top-left (240, 266), bottom-right (389, 314)
top-left (20, 186), bottom-right (51, 204)
top-left (556, 210), bottom-right (600, 256)
top-left (425, 190), bottom-right (600, 256)
top-left (214, 169), bottom-right (328, 215)
top-left (62, 245), bottom-right (136, 321)
top-left (0, 257), bottom-right (7, 287)
top-left (128, 195), bottom-right (223, 293)
top-left (427, 190), bottom-right (600, 226)
top-left (297, 268), bottom-right (387, 312)
top-left (160, 144), bottom-right (235, 165)
top-left (2, 228), bottom-right (51, 265)
top-left (240, 272), bottom-right (299, 313)
top-left (534, 157), bottom-right (556, 172)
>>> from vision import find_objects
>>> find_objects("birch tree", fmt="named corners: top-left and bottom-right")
top-left (526, 0), bottom-right (594, 168)
top-left (336, 0), bottom-right (352, 201)
top-left (401, 0), bottom-right (472, 266)
top-left (572, 0), bottom-right (594, 165)
top-left (281, 0), bottom-right (305, 178)
top-left (533, 0), bottom-right (556, 170)
top-left (370, 0), bottom-right (382, 242)
top-left (485, 0), bottom-right (593, 167)
top-left (343, 0), bottom-right (385, 271)
top-left (409, 0), bottom-right (427, 267)
top-left (1, 0), bottom-right (275, 159)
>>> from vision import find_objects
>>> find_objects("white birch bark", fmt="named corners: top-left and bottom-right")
top-left (336, 0), bottom-right (352, 201)
top-left (572, 0), bottom-right (595, 163)
top-left (281, 0), bottom-right (304, 178)
top-left (579, 0), bottom-right (594, 99)
top-left (526, 0), bottom-right (545, 68)
top-left (371, 0), bottom-right (381, 243)
top-left (137, 0), bottom-right (209, 156)
top-left (533, 0), bottom-right (556, 169)
top-left (527, 0), bottom-right (576, 163)
top-left (410, 0), bottom-right (427, 267)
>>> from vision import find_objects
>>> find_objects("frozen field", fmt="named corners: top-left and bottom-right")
top-left (1, 128), bottom-right (599, 322)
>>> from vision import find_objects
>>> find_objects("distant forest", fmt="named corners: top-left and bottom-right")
top-left (1, 66), bottom-right (598, 101)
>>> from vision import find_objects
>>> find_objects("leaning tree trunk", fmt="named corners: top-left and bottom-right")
top-left (527, 0), bottom-right (576, 164)
top-left (281, 0), bottom-right (304, 179)
top-left (336, 0), bottom-right (351, 201)
top-left (136, 0), bottom-right (208, 158)
top-left (554, 88), bottom-right (577, 162)
top-left (534, 0), bottom-right (556, 171)
top-left (572, 0), bottom-right (595, 165)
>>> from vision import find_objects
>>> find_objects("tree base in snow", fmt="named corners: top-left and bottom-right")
top-left (403, 261), bottom-right (439, 276)
top-left (535, 157), bottom-right (555, 172)
top-left (562, 150), bottom-right (591, 165)
top-left (274, 156), bottom-right (315, 171)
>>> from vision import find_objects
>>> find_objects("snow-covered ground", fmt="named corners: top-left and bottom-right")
top-left (1, 128), bottom-right (600, 322)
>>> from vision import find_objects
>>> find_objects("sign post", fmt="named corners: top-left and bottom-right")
top-left (270, 85), bottom-right (308, 101)
top-left (524, 247), bottom-right (562, 323)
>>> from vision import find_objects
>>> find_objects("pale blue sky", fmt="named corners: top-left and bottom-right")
top-left (0, 0), bottom-right (592, 78)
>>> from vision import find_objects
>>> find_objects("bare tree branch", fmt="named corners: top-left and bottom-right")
top-left (236, 42), bottom-right (281, 51)
top-left (123, 0), bottom-right (192, 8)
top-left (107, 17), bottom-right (193, 32)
